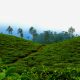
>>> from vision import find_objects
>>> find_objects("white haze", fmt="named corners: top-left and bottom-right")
top-left (0, 0), bottom-right (80, 33)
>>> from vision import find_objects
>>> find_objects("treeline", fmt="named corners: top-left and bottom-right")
top-left (29, 26), bottom-right (77, 44)
top-left (0, 26), bottom-right (78, 44)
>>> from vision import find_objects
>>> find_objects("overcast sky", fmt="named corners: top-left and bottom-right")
top-left (0, 0), bottom-right (80, 33)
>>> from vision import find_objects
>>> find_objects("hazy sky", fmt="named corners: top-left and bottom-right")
top-left (0, 0), bottom-right (80, 33)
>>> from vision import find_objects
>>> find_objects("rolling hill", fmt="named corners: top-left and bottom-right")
top-left (0, 34), bottom-right (80, 68)
top-left (0, 34), bottom-right (43, 64)
top-left (0, 34), bottom-right (80, 79)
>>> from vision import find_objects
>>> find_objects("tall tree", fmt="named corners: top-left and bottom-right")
top-left (43, 31), bottom-right (50, 44)
top-left (29, 27), bottom-right (37, 41)
top-left (68, 26), bottom-right (75, 37)
top-left (18, 28), bottom-right (23, 38)
top-left (6, 26), bottom-right (13, 34)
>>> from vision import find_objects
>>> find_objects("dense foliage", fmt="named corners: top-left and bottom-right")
top-left (28, 26), bottom-right (76, 44)
top-left (0, 66), bottom-right (80, 80)
top-left (33, 31), bottom-right (73, 44)
top-left (0, 34), bottom-right (80, 80)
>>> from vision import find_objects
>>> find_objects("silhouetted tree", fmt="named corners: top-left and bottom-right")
top-left (68, 26), bottom-right (75, 37)
top-left (29, 27), bottom-right (38, 41)
top-left (6, 26), bottom-right (13, 34)
top-left (18, 28), bottom-right (23, 38)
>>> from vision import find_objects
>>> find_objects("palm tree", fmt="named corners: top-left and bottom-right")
top-left (68, 26), bottom-right (75, 37)
top-left (29, 27), bottom-right (37, 41)
top-left (6, 26), bottom-right (13, 34)
top-left (17, 28), bottom-right (23, 38)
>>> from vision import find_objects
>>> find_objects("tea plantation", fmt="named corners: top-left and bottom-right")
top-left (0, 34), bottom-right (80, 80)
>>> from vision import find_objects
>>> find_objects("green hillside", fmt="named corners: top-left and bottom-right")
top-left (0, 34), bottom-right (80, 79)
top-left (11, 35), bottom-right (80, 71)
top-left (24, 37), bottom-right (80, 69)
top-left (0, 34), bottom-right (42, 64)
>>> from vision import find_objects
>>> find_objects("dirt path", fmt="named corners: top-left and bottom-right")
top-left (8, 45), bottom-right (45, 65)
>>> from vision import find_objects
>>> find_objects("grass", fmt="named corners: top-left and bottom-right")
top-left (13, 36), bottom-right (80, 70)
top-left (0, 34), bottom-right (42, 64)
top-left (0, 34), bottom-right (80, 79)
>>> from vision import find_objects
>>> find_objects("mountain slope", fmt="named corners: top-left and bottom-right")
top-left (0, 34), bottom-right (42, 64)
top-left (15, 36), bottom-right (80, 70)
top-left (0, 34), bottom-right (80, 73)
